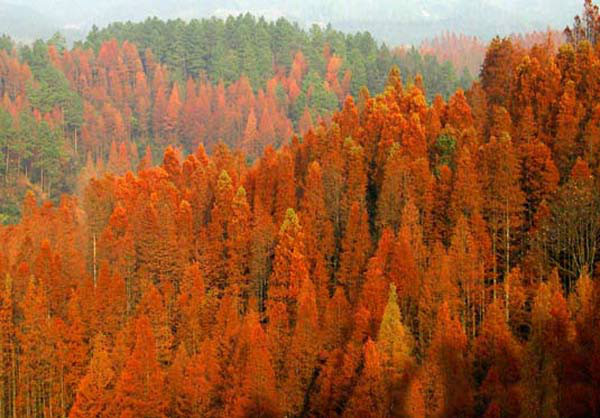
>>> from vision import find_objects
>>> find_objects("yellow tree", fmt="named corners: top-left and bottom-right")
top-left (377, 284), bottom-right (415, 417)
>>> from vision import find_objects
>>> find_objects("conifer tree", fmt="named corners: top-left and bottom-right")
top-left (69, 335), bottom-right (115, 418)
top-left (110, 315), bottom-right (167, 418)
top-left (343, 339), bottom-right (387, 418)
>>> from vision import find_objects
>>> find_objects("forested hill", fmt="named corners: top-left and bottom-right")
top-left (0, 15), bottom-right (471, 223)
top-left (1, 3), bottom-right (600, 418)
top-left (82, 15), bottom-right (472, 97)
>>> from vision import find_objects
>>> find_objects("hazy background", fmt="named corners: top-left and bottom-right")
top-left (0, 0), bottom-right (582, 45)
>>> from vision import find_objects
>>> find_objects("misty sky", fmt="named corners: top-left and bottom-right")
top-left (0, 0), bottom-right (584, 44)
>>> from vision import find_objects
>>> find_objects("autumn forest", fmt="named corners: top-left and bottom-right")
top-left (1, 1), bottom-right (600, 418)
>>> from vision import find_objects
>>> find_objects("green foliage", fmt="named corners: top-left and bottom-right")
top-left (22, 40), bottom-right (83, 131)
top-left (1, 105), bottom-right (67, 208)
top-left (292, 71), bottom-right (339, 121)
top-left (0, 200), bottom-right (20, 225)
top-left (84, 14), bottom-right (466, 99)
top-left (47, 31), bottom-right (67, 52)
top-left (394, 48), bottom-right (462, 102)
top-left (434, 133), bottom-right (457, 169)
top-left (460, 66), bottom-right (475, 90)
top-left (34, 122), bottom-right (63, 180)
top-left (0, 108), bottom-right (14, 156)
top-left (0, 14), bottom-right (469, 223)
top-left (0, 34), bottom-right (14, 52)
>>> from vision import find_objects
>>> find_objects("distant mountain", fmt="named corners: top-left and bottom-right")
top-left (0, 2), bottom-right (58, 42)
top-left (0, 0), bottom-right (583, 45)
top-left (287, 0), bottom-right (581, 44)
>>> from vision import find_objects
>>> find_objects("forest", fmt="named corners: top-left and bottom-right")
top-left (0, 14), bottom-right (472, 223)
top-left (1, 1), bottom-right (600, 418)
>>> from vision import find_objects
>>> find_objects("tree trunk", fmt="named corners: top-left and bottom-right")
top-left (11, 343), bottom-right (16, 418)
top-left (492, 232), bottom-right (497, 302)
top-left (93, 233), bottom-right (97, 288)
top-left (4, 151), bottom-right (8, 185)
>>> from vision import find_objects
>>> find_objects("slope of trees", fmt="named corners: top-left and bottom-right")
top-left (82, 14), bottom-right (472, 99)
top-left (1, 2), bottom-right (600, 417)
top-left (0, 15), bottom-right (470, 224)
top-left (1, 2), bottom-right (600, 418)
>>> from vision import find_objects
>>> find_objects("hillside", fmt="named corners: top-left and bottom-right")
top-left (1, 2), bottom-right (600, 418)
top-left (0, 15), bottom-right (471, 223)
top-left (2, 3), bottom-right (600, 417)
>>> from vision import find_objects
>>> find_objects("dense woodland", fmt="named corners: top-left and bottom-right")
top-left (0, 15), bottom-right (472, 223)
top-left (1, 1), bottom-right (600, 418)
top-left (82, 15), bottom-right (474, 97)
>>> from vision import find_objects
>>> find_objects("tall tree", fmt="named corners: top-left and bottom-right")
top-left (376, 284), bottom-right (415, 417)
top-left (337, 201), bottom-right (372, 303)
top-left (423, 302), bottom-right (473, 418)
top-left (69, 334), bottom-right (115, 418)
top-left (479, 133), bottom-right (524, 298)
top-left (109, 315), bottom-right (167, 418)
top-left (342, 339), bottom-right (387, 418)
